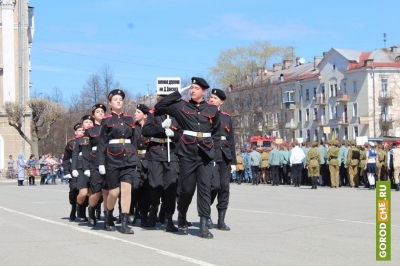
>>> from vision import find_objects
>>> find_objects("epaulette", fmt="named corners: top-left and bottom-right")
top-left (85, 125), bottom-right (94, 130)
top-left (104, 114), bottom-right (112, 118)
top-left (221, 111), bottom-right (230, 116)
top-left (182, 99), bottom-right (189, 102)
top-left (207, 101), bottom-right (216, 106)
top-left (75, 134), bottom-right (84, 139)
top-left (67, 137), bottom-right (76, 142)
top-left (123, 114), bottom-right (132, 117)
top-left (149, 108), bottom-right (156, 114)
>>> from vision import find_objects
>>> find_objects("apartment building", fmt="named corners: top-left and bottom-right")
top-left (0, 0), bottom-right (34, 168)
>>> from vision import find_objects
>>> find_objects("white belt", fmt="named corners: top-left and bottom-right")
top-left (78, 152), bottom-right (82, 156)
top-left (137, 150), bottom-right (146, 155)
top-left (183, 130), bottom-right (211, 138)
top-left (150, 137), bottom-right (168, 144)
top-left (221, 136), bottom-right (226, 140)
top-left (92, 146), bottom-right (97, 151)
top-left (109, 139), bottom-right (131, 144)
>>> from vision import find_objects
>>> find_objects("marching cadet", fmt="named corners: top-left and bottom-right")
top-left (208, 88), bottom-right (236, 231)
top-left (365, 142), bottom-right (378, 190)
top-left (327, 140), bottom-right (340, 188)
top-left (236, 149), bottom-right (244, 185)
top-left (377, 144), bottom-right (388, 181)
top-left (346, 140), bottom-right (360, 188)
top-left (359, 142), bottom-right (368, 187)
top-left (82, 104), bottom-right (108, 226)
top-left (154, 77), bottom-right (221, 239)
top-left (97, 89), bottom-right (141, 234)
top-left (306, 141), bottom-right (320, 189)
top-left (63, 123), bottom-right (84, 221)
top-left (260, 148), bottom-right (269, 184)
top-left (131, 104), bottom-right (152, 227)
top-left (142, 89), bottom-right (181, 232)
top-left (72, 115), bottom-right (94, 221)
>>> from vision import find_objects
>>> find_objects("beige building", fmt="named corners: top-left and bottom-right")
top-left (0, 0), bottom-right (34, 169)
top-left (227, 46), bottom-right (400, 146)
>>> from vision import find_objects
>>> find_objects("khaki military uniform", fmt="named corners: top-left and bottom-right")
top-left (346, 147), bottom-right (360, 187)
top-left (307, 148), bottom-right (321, 177)
top-left (260, 151), bottom-right (269, 183)
top-left (359, 149), bottom-right (367, 185)
top-left (327, 146), bottom-right (340, 188)
top-left (236, 155), bottom-right (244, 171)
top-left (377, 149), bottom-right (388, 181)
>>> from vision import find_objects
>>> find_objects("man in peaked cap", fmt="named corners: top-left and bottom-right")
top-left (208, 88), bottom-right (235, 231)
top-left (154, 76), bottom-right (220, 239)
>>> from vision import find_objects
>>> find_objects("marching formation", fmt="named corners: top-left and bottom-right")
top-left (234, 139), bottom-right (400, 191)
top-left (63, 77), bottom-right (236, 239)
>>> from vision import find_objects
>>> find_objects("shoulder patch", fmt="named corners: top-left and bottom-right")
top-left (82, 137), bottom-right (89, 145)
top-left (221, 111), bottom-right (230, 116)
top-left (104, 114), bottom-right (112, 118)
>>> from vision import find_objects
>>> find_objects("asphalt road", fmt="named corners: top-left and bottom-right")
top-left (0, 179), bottom-right (399, 266)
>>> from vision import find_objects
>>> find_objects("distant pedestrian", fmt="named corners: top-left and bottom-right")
top-left (17, 154), bottom-right (26, 186)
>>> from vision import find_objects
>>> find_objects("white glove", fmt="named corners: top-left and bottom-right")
top-left (99, 165), bottom-right (106, 175)
top-left (64, 174), bottom-right (72, 179)
top-left (165, 128), bottom-right (174, 137)
top-left (231, 165), bottom-right (236, 173)
top-left (72, 170), bottom-right (79, 177)
top-left (161, 118), bottom-right (171, 128)
top-left (84, 170), bottom-right (90, 177)
top-left (179, 85), bottom-right (191, 94)
top-left (213, 161), bottom-right (216, 167)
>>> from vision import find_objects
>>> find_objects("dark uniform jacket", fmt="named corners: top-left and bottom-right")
top-left (82, 124), bottom-right (101, 171)
top-left (63, 137), bottom-right (77, 176)
top-left (142, 110), bottom-right (181, 162)
top-left (133, 122), bottom-right (150, 170)
top-left (154, 91), bottom-right (221, 160)
top-left (215, 111), bottom-right (236, 165)
top-left (72, 135), bottom-right (87, 171)
top-left (96, 112), bottom-right (140, 170)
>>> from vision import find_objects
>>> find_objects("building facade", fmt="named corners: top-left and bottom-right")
top-left (0, 0), bottom-right (34, 168)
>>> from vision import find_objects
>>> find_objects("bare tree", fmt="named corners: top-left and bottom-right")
top-left (4, 99), bottom-right (66, 157)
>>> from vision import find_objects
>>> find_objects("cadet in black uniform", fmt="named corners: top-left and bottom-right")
top-left (208, 89), bottom-right (236, 231)
top-left (142, 87), bottom-right (181, 232)
top-left (154, 77), bottom-right (220, 239)
top-left (63, 123), bottom-right (84, 221)
top-left (97, 89), bottom-right (140, 234)
top-left (72, 115), bottom-right (94, 220)
top-left (82, 104), bottom-right (109, 226)
top-left (131, 104), bottom-right (151, 227)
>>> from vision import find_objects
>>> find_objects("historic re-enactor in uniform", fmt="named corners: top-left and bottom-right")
top-left (208, 88), bottom-right (236, 231)
top-left (97, 89), bottom-right (141, 234)
top-left (154, 77), bottom-right (221, 239)
top-left (306, 141), bottom-right (321, 189)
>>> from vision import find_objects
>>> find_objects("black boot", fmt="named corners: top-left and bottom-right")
top-left (396, 184), bottom-right (399, 191)
top-left (199, 217), bottom-right (214, 239)
top-left (120, 213), bottom-right (134, 234)
top-left (69, 204), bottom-right (76, 221)
top-left (104, 208), bottom-right (116, 231)
top-left (95, 203), bottom-right (101, 220)
top-left (178, 212), bottom-right (188, 235)
top-left (206, 217), bottom-right (214, 229)
top-left (148, 205), bottom-right (159, 227)
top-left (217, 209), bottom-right (230, 231)
top-left (164, 213), bottom-right (178, 232)
top-left (141, 212), bottom-right (151, 227)
top-left (88, 206), bottom-right (97, 226)
top-left (158, 207), bottom-right (165, 224)
top-left (76, 203), bottom-right (87, 220)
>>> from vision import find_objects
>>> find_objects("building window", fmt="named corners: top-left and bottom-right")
top-left (313, 108), bottom-right (317, 121)
top-left (353, 81), bottom-right (357, 94)
top-left (283, 91), bottom-right (295, 103)
top-left (381, 78), bottom-right (388, 92)
top-left (299, 89), bottom-right (302, 101)
top-left (322, 85), bottom-right (325, 96)
top-left (334, 84), bottom-right (338, 96)
top-left (314, 129), bottom-right (318, 141)
top-left (330, 104), bottom-right (337, 119)
top-left (299, 130), bottom-right (303, 138)
top-left (298, 110), bottom-right (302, 122)
top-left (353, 103), bottom-right (358, 117)
top-left (313, 87), bottom-right (317, 99)
top-left (353, 126), bottom-right (358, 138)
top-left (344, 127), bottom-right (348, 140)
top-left (306, 130), bottom-right (310, 142)
top-left (306, 89), bottom-right (309, 100)
top-left (343, 82), bottom-right (347, 94)
top-left (306, 109), bottom-right (309, 121)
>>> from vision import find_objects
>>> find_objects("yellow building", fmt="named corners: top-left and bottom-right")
top-left (0, 0), bottom-right (34, 169)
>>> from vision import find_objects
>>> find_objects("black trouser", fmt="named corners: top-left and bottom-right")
top-left (339, 162), bottom-right (348, 186)
top-left (281, 164), bottom-right (289, 184)
top-left (29, 176), bottom-right (35, 185)
top-left (270, 165), bottom-right (279, 185)
top-left (130, 171), bottom-right (151, 216)
top-left (211, 159), bottom-right (231, 210)
top-left (251, 166), bottom-right (259, 184)
top-left (40, 174), bottom-right (47, 185)
top-left (301, 167), bottom-right (308, 185)
top-left (236, 170), bottom-right (243, 184)
top-left (69, 176), bottom-right (78, 206)
top-left (177, 157), bottom-right (213, 218)
top-left (291, 163), bottom-right (303, 185)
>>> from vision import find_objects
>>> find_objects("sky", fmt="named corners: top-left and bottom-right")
top-left (30, 0), bottom-right (400, 103)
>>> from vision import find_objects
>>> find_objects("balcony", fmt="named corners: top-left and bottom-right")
top-left (336, 93), bottom-right (349, 103)
top-left (288, 103), bottom-right (296, 110)
top-left (380, 114), bottom-right (393, 124)
top-left (378, 91), bottom-right (394, 101)
top-left (337, 116), bottom-right (349, 125)
top-left (285, 122), bottom-right (298, 130)
top-left (315, 118), bottom-right (327, 126)
top-left (314, 96), bottom-right (327, 105)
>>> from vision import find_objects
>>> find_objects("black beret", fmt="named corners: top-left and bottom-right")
top-left (108, 89), bottom-right (125, 101)
top-left (191, 77), bottom-right (209, 89)
top-left (81, 115), bottom-right (93, 123)
top-left (136, 104), bottom-right (150, 114)
top-left (211, 88), bottom-right (226, 101)
top-left (91, 103), bottom-right (107, 114)
top-left (73, 123), bottom-right (82, 131)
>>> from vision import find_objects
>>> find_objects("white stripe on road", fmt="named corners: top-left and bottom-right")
top-left (229, 208), bottom-right (399, 227)
top-left (0, 206), bottom-right (216, 266)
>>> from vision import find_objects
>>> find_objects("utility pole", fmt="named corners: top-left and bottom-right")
top-left (18, 0), bottom-right (26, 155)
